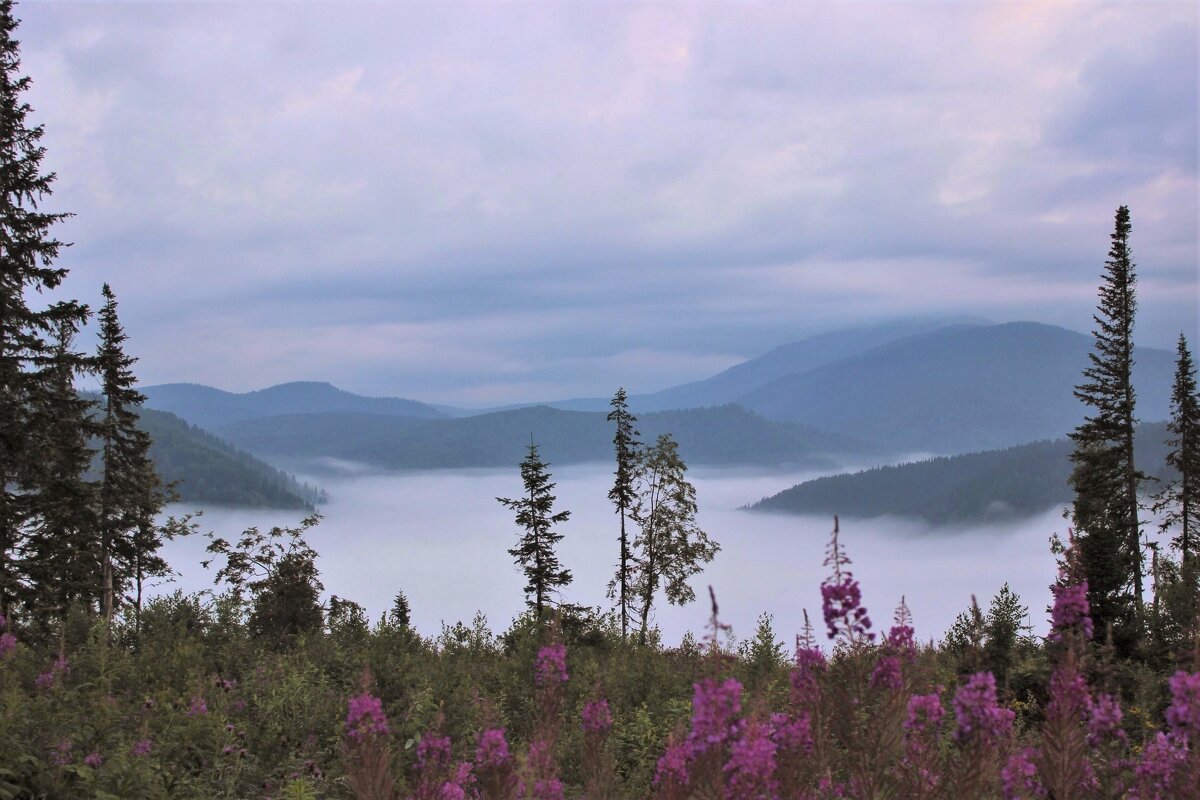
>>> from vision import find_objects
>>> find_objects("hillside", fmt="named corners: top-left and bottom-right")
top-left (215, 404), bottom-right (865, 471)
top-left (142, 381), bottom-right (447, 430)
top-left (137, 408), bottom-right (324, 509)
top-left (737, 322), bottom-right (1175, 453)
top-left (750, 422), bottom-right (1174, 524)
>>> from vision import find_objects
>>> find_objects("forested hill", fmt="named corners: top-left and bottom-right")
top-left (750, 422), bottom-right (1174, 525)
top-left (214, 404), bottom-right (866, 472)
top-left (137, 408), bottom-right (324, 509)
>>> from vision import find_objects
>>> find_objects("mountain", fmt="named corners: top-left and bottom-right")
top-left (137, 407), bottom-right (324, 509)
top-left (215, 404), bottom-right (865, 472)
top-left (750, 422), bottom-right (1174, 525)
top-left (736, 322), bottom-right (1175, 453)
top-left (537, 316), bottom-right (991, 413)
top-left (141, 381), bottom-right (447, 430)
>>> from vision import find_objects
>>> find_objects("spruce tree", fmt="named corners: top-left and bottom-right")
top-left (1069, 205), bottom-right (1145, 652)
top-left (1155, 334), bottom-right (1200, 562)
top-left (606, 387), bottom-right (640, 640)
top-left (497, 441), bottom-right (571, 618)
top-left (21, 319), bottom-right (98, 633)
top-left (96, 283), bottom-right (163, 626)
top-left (629, 433), bottom-right (719, 645)
top-left (0, 0), bottom-right (87, 618)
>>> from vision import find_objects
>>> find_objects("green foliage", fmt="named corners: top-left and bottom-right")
top-left (1154, 334), bottom-right (1200, 564)
top-left (497, 442), bottom-right (572, 618)
top-left (629, 434), bottom-right (719, 645)
top-left (607, 387), bottom-right (640, 640)
top-left (1070, 205), bottom-right (1147, 654)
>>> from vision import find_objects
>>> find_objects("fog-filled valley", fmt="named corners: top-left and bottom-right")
top-left (156, 462), bottom-right (1063, 645)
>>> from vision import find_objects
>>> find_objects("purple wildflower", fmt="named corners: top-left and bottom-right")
top-left (131, 739), bottom-right (153, 757)
top-left (1050, 581), bottom-right (1093, 641)
top-left (953, 672), bottom-right (1014, 745)
top-left (475, 728), bottom-right (511, 768)
top-left (35, 655), bottom-right (68, 690)
top-left (768, 712), bottom-right (813, 754)
top-left (905, 692), bottom-right (945, 737)
top-left (1046, 668), bottom-right (1090, 723)
top-left (535, 643), bottom-right (568, 687)
top-left (1087, 693), bottom-right (1125, 746)
top-left (790, 635), bottom-right (826, 707)
top-left (83, 750), bottom-right (102, 768)
top-left (1000, 747), bottom-right (1046, 800)
top-left (344, 693), bottom-right (389, 740)
top-left (887, 597), bottom-right (916, 652)
top-left (50, 739), bottom-right (72, 767)
top-left (417, 732), bottom-right (452, 770)
top-left (870, 655), bottom-right (903, 690)
top-left (439, 762), bottom-right (474, 800)
top-left (821, 521), bottom-right (873, 642)
top-left (581, 698), bottom-right (613, 735)
top-left (654, 741), bottom-right (691, 788)
top-left (1132, 732), bottom-right (1185, 799)
top-left (0, 631), bottom-right (15, 659)
top-left (185, 695), bottom-right (208, 717)
top-left (688, 677), bottom-right (743, 752)
top-left (1166, 670), bottom-right (1200, 740)
top-left (724, 720), bottom-right (780, 800)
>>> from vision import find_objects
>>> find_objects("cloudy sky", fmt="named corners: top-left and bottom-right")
top-left (18, 1), bottom-right (1198, 406)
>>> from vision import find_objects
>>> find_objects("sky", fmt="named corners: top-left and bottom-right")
top-left (17, 1), bottom-right (1199, 406)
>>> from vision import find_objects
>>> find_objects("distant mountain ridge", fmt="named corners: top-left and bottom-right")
top-left (142, 381), bottom-right (446, 430)
top-left (735, 322), bottom-right (1174, 453)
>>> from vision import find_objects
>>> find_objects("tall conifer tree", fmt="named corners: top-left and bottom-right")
top-left (1069, 205), bottom-right (1145, 651)
top-left (607, 387), bottom-right (639, 640)
top-left (22, 319), bottom-right (98, 633)
top-left (497, 441), bottom-right (571, 618)
top-left (1155, 334), bottom-right (1200, 564)
top-left (96, 283), bottom-right (162, 626)
top-left (0, 0), bottom-right (87, 618)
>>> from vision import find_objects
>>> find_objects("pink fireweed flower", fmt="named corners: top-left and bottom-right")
top-left (724, 719), bottom-right (780, 800)
top-left (438, 762), bottom-right (474, 800)
top-left (185, 695), bottom-right (208, 717)
top-left (1049, 581), bottom-right (1093, 641)
top-left (905, 692), bottom-right (945, 737)
top-left (654, 741), bottom-right (691, 788)
top-left (417, 733), bottom-right (452, 770)
top-left (887, 596), bottom-right (916, 652)
top-left (870, 655), bottom-right (903, 690)
top-left (581, 698), bottom-right (613, 735)
top-left (35, 655), bottom-right (68, 689)
top-left (475, 728), bottom-right (511, 768)
top-left (1088, 693), bottom-right (1125, 745)
top-left (688, 677), bottom-right (744, 751)
top-left (1132, 731), bottom-right (1185, 799)
top-left (131, 739), bottom-right (153, 757)
top-left (768, 712), bottom-right (813, 755)
top-left (1166, 670), bottom-right (1200, 740)
top-left (1000, 747), bottom-right (1046, 800)
top-left (50, 739), bottom-right (72, 767)
top-left (790, 634), bottom-right (827, 707)
top-left (535, 642), bottom-right (568, 686)
top-left (1046, 668), bottom-right (1090, 723)
top-left (0, 631), bottom-right (14, 659)
top-left (83, 751), bottom-right (103, 768)
top-left (953, 672), bottom-right (1014, 745)
top-left (821, 520), bottom-right (873, 642)
top-left (344, 693), bottom-right (389, 740)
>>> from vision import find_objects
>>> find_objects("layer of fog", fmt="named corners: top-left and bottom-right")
top-left (157, 463), bottom-right (1064, 648)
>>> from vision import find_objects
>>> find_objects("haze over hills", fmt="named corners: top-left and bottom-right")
top-left (750, 421), bottom-right (1174, 525)
top-left (141, 381), bottom-right (447, 430)
top-left (736, 321), bottom-right (1175, 453)
top-left (214, 404), bottom-right (864, 473)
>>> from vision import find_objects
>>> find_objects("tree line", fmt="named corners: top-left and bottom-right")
top-left (1069, 204), bottom-right (1199, 661)
top-left (497, 388), bottom-right (720, 645)
top-left (0, 0), bottom-right (169, 643)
